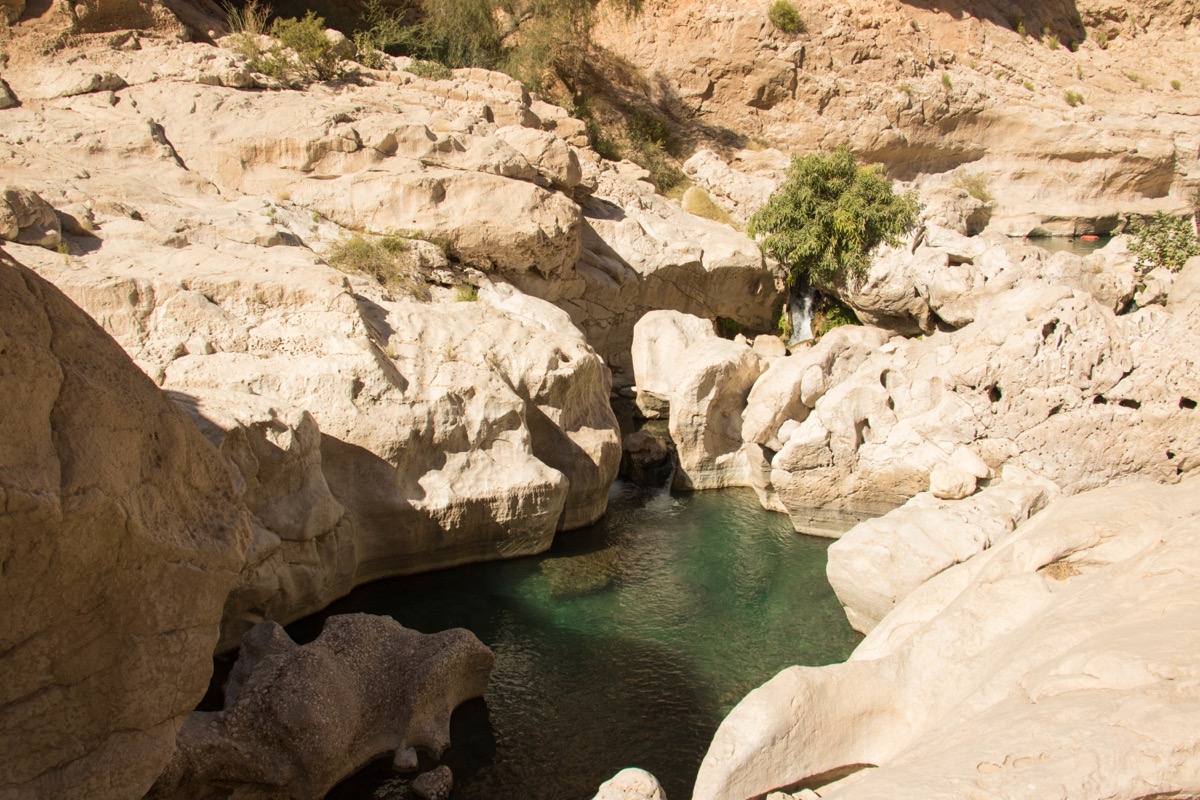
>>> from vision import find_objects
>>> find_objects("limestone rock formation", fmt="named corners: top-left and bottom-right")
top-left (0, 186), bottom-right (61, 249)
top-left (412, 765), bottom-right (454, 800)
top-left (1168, 255), bottom-right (1200, 308)
top-left (632, 311), bottom-right (768, 489)
top-left (0, 253), bottom-right (249, 800)
top-left (594, 767), bottom-right (667, 800)
top-left (596, 0), bottom-right (1200, 234)
top-left (826, 467), bottom-right (1057, 633)
top-left (694, 479), bottom-right (1200, 800)
top-left (148, 615), bottom-right (493, 800)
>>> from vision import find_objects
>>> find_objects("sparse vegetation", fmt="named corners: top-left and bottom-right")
top-left (1128, 212), bottom-right (1200, 273)
top-left (953, 172), bottom-right (994, 204)
top-left (748, 146), bottom-right (921, 289)
top-left (1044, 27), bottom-right (1060, 49)
top-left (1065, 89), bottom-right (1085, 107)
top-left (941, 71), bottom-right (953, 92)
top-left (224, 0), bottom-right (271, 36)
top-left (1093, 29), bottom-right (1108, 49)
top-left (327, 233), bottom-right (430, 299)
top-left (1172, 79), bottom-right (1182, 91)
top-left (235, 10), bottom-right (345, 85)
top-left (1076, 64), bottom-right (1084, 80)
top-left (455, 283), bottom-right (479, 302)
top-left (768, 0), bottom-right (804, 34)
top-left (406, 59), bottom-right (453, 80)
top-left (351, 0), bottom-right (409, 69)
top-left (1023, 79), bottom-right (1035, 91)
top-left (812, 297), bottom-right (859, 338)
top-left (1016, 21), bottom-right (1027, 37)
top-left (1126, 72), bottom-right (1151, 90)
top-left (682, 187), bottom-right (735, 226)
top-left (371, 0), bottom-right (642, 91)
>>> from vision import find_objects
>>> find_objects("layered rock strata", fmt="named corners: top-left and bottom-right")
top-left (0, 253), bottom-right (249, 800)
top-left (596, 0), bottom-right (1200, 234)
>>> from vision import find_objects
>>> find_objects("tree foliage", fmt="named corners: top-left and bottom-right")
top-left (1128, 211), bottom-right (1200, 273)
top-left (748, 147), bottom-right (920, 289)
top-left (374, 0), bottom-right (642, 88)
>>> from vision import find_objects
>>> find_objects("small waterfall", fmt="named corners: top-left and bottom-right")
top-left (788, 284), bottom-right (817, 345)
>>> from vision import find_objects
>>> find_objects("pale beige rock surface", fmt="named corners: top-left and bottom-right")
top-left (0, 253), bottom-right (250, 800)
top-left (594, 768), bottom-right (667, 800)
top-left (632, 311), bottom-right (767, 489)
top-left (596, 0), bottom-right (1200, 234)
top-left (695, 479), bottom-right (1200, 800)
top-left (827, 468), bottom-right (1058, 633)
top-left (148, 615), bottom-right (492, 800)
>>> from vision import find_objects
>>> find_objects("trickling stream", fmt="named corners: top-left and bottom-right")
top-left (288, 482), bottom-right (861, 800)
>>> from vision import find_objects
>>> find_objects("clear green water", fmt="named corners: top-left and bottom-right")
top-left (290, 482), bottom-right (861, 800)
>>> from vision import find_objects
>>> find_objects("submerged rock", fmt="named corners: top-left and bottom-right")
top-left (149, 615), bottom-right (493, 800)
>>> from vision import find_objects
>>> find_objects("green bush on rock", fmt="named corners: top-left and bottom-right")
top-left (1128, 211), bottom-right (1200, 273)
top-left (768, 1), bottom-right (804, 34)
top-left (748, 146), bottom-right (920, 289)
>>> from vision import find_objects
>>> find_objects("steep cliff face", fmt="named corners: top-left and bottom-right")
top-left (595, 0), bottom-right (1200, 234)
top-left (0, 253), bottom-right (250, 800)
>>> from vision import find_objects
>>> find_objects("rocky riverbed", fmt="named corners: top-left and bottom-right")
top-left (1, 0), bottom-right (1199, 798)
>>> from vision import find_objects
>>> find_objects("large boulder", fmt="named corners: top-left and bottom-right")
top-left (0, 186), bottom-right (61, 250)
top-left (0, 254), bottom-right (250, 799)
top-left (632, 311), bottom-right (767, 489)
top-left (826, 467), bottom-right (1057, 633)
top-left (148, 615), bottom-right (493, 800)
top-left (695, 479), bottom-right (1200, 800)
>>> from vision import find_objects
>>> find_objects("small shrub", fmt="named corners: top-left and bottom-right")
top-left (1023, 79), bottom-right (1035, 91)
top-left (952, 172), bottom-right (994, 204)
top-left (1093, 29), bottom-right (1108, 49)
top-left (626, 109), bottom-right (670, 148)
top-left (1065, 89), bottom-right (1085, 107)
top-left (1128, 212), bottom-right (1200, 273)
top-left (327, 233), bottom-right (429, 299)
top-left (1171, 79), bottom-right (1182, 91)
top-left (586, 120), bottom-right (622, 161)
top-left (768, 0), bottom-right (804, 34)
top-left (406, 58), bottom-right (454, 80)
top-left (941, 71), bottom-right (953, 92)
top-left (1016, 21), bottom-right (1027, 36)
top-left (272, 12), bottom-right (342, 82)
top-left (682, 186), bottom-right (735, 226)
top-left (812, 297), bottom-right (859, 338)
top-left (224, 0), bottom-right (271, 35)
top-left (455, 283), bottom-right (479, 302)
top-left (1044, 27), bottom-right (1060, 49)
top-left (897, 82), bottom-right (912, 97)
top-left (1076, 64), bottom-right (1084, 80)
top-left (352, 0), bottom-right (408, 69)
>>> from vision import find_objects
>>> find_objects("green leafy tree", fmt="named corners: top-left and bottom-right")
top-left (1128, 211), bottom-right (1200, 273)
top-left (748, 147), bottom-right (921, 288)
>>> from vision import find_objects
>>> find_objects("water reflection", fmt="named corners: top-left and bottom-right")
top-left (302, 483), bottom-right (861, 800)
